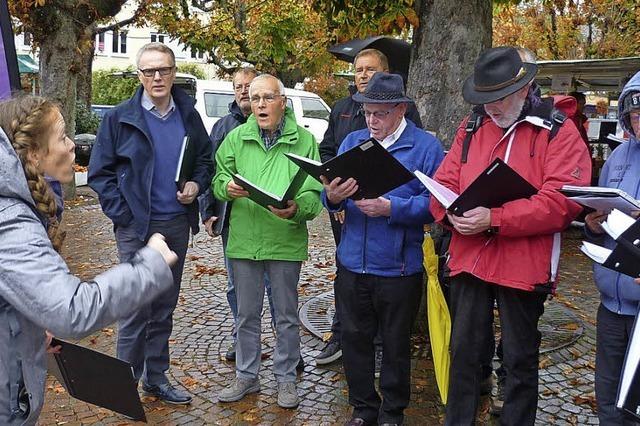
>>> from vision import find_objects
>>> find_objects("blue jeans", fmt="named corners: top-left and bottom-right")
top-left (221, 226), bottom-right (275, 341)
top-left (114, 215), bottom-right (189, 386)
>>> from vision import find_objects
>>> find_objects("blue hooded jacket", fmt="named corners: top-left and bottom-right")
top-left (322, 119), bottom-right (444, 277)
top-left (590, 70), bottom-right (640, 315)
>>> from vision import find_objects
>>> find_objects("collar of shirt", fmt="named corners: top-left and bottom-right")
top-left (374, 117), bottom-right (407, 149)
top-left (141, 92), bottom-right (176, 120)
top-left (260, 118), bottom-right (285, 150)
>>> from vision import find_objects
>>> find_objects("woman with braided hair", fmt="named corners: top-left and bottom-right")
top-left (0, 95), bottom-right (178, 425)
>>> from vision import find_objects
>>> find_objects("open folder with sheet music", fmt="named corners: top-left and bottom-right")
top-left (560, 185), bottom-right (640, 216)
top-left (285, 138), bottom-right (415, 200)
top-left (233, 168), bottom-right (308, 210)
top-left (580, 209), bottom-right (640, 278)
top-left (414, 158), bottom-right (538, 216)
top-left (47, 338), bottom-right (146, 421)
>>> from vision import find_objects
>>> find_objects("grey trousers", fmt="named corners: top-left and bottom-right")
top-left (230, 259), bottom-right (301, 383)
top-left (114, 215), bottom-right (189, 385)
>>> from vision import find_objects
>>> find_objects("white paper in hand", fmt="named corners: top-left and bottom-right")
top-left (580, 241), bottom-right (612, 264)
top-left (414, 170), bottom-right (459, 209)
top-left (602, 209), bottom-right (637, 240)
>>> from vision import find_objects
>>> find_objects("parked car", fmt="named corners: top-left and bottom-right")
top-left (194, 79), bottom-right (331, 143)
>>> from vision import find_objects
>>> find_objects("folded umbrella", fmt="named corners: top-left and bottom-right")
top-left (423, 235), bottom-right (451, 404)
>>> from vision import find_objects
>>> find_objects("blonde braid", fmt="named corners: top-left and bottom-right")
top-left (0, 96), bottom-right (65, 252)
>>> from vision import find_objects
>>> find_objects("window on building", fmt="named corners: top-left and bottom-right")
top-left (190, 48), bottom-right (204, 59)
top-left (120, 31), bottom-right (127, 54)
top-left (97, 32), bottom-right (105, 52)
top-left (112, 30), bottom-right (119, 53)
top-left (151, 33), bottom-right (165, 44)
top-left (23, 32), bottom-right (31, 46)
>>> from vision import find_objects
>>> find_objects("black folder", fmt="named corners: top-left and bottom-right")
top-left (605, 219), bottom-right (640, 278)
top-left (175, 135), bottom-right (196, 191)
top-left (285, 138), bottom-right (415, 199)
top-left (47, 338), bottom-right (146, 422)
top-left (211, 199), bottom-right (228, 236)
top-left (233, 168), bottom-right (307, 210)
top-left (448, 158), bottom-right (538, 216)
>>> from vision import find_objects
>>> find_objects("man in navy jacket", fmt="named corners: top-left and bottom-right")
top-left (89, 43), bottom-right (212, 404)
top-left (321, 73), bottom-right (444, 425)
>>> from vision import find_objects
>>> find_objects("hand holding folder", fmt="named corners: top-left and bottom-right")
top-left (285, 138), bottom-right (415, 199)
top-left (580, 209), bottom-right (640, 278)
top-left (415, 158), bottom-right (537, 216)
top-left (232, 168), bottom-right (307, 211)
top-left (561, 185), bottom-right (640, 215)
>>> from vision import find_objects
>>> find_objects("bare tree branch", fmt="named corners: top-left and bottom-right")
top-left (94, 0), bottom-right (148, 35)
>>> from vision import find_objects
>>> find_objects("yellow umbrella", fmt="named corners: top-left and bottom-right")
top-left (423, 235), bottom-right (451, 404)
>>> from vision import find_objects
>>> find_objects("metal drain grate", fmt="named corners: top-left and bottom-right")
top-left (299, 291), bottom-right (335, 339)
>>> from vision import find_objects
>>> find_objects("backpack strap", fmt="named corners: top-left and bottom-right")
top-left (461, 111), bottom-right (483, 164)
top-left (547, 107), bottom-right (567, 141)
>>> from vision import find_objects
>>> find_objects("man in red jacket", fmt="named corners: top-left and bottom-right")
top-left (430, 46), bottom-right (591, 425)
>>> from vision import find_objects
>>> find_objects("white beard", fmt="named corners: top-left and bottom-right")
top-left (487, 96), bottom-right (527, 129)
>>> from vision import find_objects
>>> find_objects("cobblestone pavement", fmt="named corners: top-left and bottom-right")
top-left (38, 189), bottom-right (602, 425)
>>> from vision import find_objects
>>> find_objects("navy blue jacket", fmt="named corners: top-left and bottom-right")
top-left (89, 86), bottom-right (213, 239)
top-left (322, 120), bottom-right (444, 277)
top-left (200, 100), bottom-right (247, 223)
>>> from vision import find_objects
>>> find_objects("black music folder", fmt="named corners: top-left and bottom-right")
top-left (47, 338), bottom-right (146, 422)
top-left (415, 158), bottom-right (537, 216)
top-left (617, 309), bottom-right (640, 420)
top-left (580, 210), bottom-right (640, 278)
top-left (233, 168), bottom-right (307, 210)
top-left (175, 135), bottom-right (195, 191)
top-left (211, 199), bottom-right (228, 236)
top-left (285, 138), bottom-right (415, 200)
top-left (560, 185), bottom-right (640, 215)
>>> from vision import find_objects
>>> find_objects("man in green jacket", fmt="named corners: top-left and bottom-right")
top-left (212, 74), bottom-right (322, 409)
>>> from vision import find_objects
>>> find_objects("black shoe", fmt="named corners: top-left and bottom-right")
top-left (374, 349), bottom-right (382, 378)
top-left (316, 339), bottom-right (342, 365)
top-left (225, 342), bottom-right (236, 361)
top-left (142, 383), bottom-right (192, 405)
top-left (296, 355), bottom-right (305, 371)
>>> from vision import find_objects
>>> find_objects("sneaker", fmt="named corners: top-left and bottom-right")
top-left (218, 377), bottom-right (260, 403)
top-left (374, 349), bottom-right (383, 378)
top-left (480, 373), bottom-right (493, 396)
top-left (141, 382), bottom-right (192, 405)
top-left (277, 382), bottom-right (299, 408)
top-left (296, 355), bottom-right (305, 371)
top-left (490, 376), bottom-right (505, 416)
top-left (316, 340), bottom-right (342, 365)
top-left (225, 341), bottom-right (236, 361)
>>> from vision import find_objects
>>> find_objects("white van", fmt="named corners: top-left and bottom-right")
top-left (193, 79), bottom-right (331, 143)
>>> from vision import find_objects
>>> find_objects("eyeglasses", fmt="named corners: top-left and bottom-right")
top-left (630, 112), bottom-right (640, 123)
top-left (234, 83), bottom-right (251, 92)
top-left (138, 67), bottom-right (175, 78)
top-left (250, 94), bottom-right (284, 104)
top-left (362, 104), bottom-right (399, 119)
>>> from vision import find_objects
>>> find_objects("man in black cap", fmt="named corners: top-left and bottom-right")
top-left (429, 46), bottom-right (592, 425)
top-left (321, 72), bottom-right (444, 426)
top-left (316, 48), bottom-right (423, 370)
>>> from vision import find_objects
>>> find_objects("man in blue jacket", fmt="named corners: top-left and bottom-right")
top-left (89, 43), bottom-right (213, 404)
top-left (584, 70), bottom-right (640, 425)
top-left (321, 73), bottom-right (444, 426)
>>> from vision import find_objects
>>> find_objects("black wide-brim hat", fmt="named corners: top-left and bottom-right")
top-left (352, 72), bottom-right (414, 104)
top-left (462, 46), bottom-right (538, 105)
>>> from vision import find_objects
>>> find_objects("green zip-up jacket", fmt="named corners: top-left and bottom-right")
top-left (212, 108), bottom-right (322, 261)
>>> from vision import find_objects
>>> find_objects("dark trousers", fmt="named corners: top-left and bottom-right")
top-left (596, 303), bottom-right (640, 426)
top-left (445, 273), bottom-right (545, 426)
top-left (329, 213), bottom-right (343, 342)
top-left (114, 215), bottom-right (189, 385)
top-left (336, 265), bottom-right (423, 424)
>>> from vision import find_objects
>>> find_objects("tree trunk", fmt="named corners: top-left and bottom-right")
top-left (408, 0), bottom-right (492, 333)
top-left (77, 25), bottom-right (97, 108)
top-left (39, 12), bottom-right (80, 200)
top-left (407, 0), bottom-right (492, 148)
